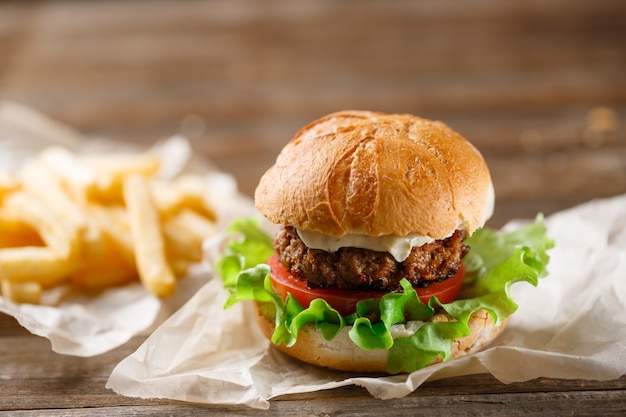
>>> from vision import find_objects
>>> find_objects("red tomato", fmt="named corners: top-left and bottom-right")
top-left (267, 254), bottom-right (465, 316)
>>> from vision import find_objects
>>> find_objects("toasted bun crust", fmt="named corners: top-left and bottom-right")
top-left (254, 301), bottom-right (507, 373)
top-left (255, 110), bottom-right (494, 238)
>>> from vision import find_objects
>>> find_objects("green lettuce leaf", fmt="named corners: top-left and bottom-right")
top-left (216, 216), bottom-right (554, 374)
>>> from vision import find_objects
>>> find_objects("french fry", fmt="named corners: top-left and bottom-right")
top-left (68, 220), bottom-right (136, 290)
top-left (20, 160), bottom-right (88, 229)
top-left (123, 174), bottom-right (176, 297)
top-left (151, 176), bottom-right (216, 221)
top-left (172, 175), bottom-right (217, 221)
top-left (168, 258), bottom-right (191, 279)
top-left (150, 180), bottom-right (183, 217)
top-left (0, 226), bottom-right (43, 249)
top-left (87, 204), bottom-right (136, 266)
top-left (3, 192), bottom-right (82, 261)
top-left (38, 147), bottom-right (161, 204)
top-left (78, 222), bottom-right (107, 264)
top-left (172, 209), bottom-right (216, 241)
top-left (1, 279), bottom-right (42, 304)
top-left (81, 152), bottom-right (161, 204)
top-left (71, 237), bottom-right (137, 290)
top-left (71, 266), bottom-right (138, 291)
top-left (161, 209), bottom-right (216, 272)
top-left (0, 206), bottom-right (44, 248)
top-left (162, 217), bottom-right (204, 264)
top-left (36, 146), bottom-right (95, 201)
top-left (0, 246), bottom-right (76, 288)
top-left (81, 151), bottom-right (160, 175)
top-left (20, 160), bottom-right (104, 265)
top-left (163, 209), bottom-right (216, 255)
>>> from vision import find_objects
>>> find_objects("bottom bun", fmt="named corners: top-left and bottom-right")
top-left (254, 301), bottom-right (507, 373)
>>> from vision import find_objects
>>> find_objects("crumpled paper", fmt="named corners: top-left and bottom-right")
top-left (106, 188), bottom-right (626, 408)
top-left (0, 101), bottom-right (252, 356)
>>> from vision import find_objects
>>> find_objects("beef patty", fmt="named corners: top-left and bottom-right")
top-left (274, 226), bottom-right (469, 292)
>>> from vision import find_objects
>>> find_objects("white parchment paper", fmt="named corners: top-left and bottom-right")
top-left (106, 188), bottom-right (626, 408)
top-left (0, 101), bottom-right (253, 356)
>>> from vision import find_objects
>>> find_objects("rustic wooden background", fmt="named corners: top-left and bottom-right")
top-left (2, 0), bottom-right (625, 227)
top-left (1, 0), bottom-right (625, 415)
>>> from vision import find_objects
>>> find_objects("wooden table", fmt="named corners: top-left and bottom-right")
top-left (1, 0), bottom-right (625, 415)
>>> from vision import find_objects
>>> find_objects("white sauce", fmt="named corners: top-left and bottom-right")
top-left (389, 320), bottom-right (425, 338)
top-left (296, 228), bottom-right (438, 262)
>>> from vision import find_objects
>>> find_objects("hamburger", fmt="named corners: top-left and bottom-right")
top-left (217, 110), bottom-right (553, 374)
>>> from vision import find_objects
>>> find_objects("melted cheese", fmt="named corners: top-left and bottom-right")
top-left (296, 228), bottom-right (437, 262)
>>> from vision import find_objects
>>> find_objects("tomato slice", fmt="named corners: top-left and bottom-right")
top-left (267, 254), bottom-right (465, 316)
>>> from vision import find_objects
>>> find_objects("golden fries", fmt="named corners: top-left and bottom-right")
top-left (123, 175), bottom-right (176, 297)
top-left (0, 145), bottom-right (218, 303)
top-left (0, 206), bottom-right (44, 248)
top-left (151, 175), bottom-right (216, 221)
top-left (37, 146), bottom-right (161, 204)
top-left (0, 246), bottom-right (77, 288)
top-left (87, 204), bottom-right (136, 266)
top-left (3, 191), bottom-right (83, 261)
top-left (1, 279), bottom-right (42, 304)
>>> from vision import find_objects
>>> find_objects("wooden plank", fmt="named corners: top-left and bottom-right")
top-left (1, 1), bottom-right (624, 132)
top-left (1, 374), bottom-right (625, 414)
top-left (0, 312), bottom-right (31, 336)
top-left (2, 389), bottom-right (625, 416)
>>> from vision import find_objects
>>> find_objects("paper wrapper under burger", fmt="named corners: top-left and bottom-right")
top-left (107, 193), bottom-right (626, 409)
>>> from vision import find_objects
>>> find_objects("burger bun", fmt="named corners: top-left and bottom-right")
top-left (254, 301), bottom-right (507, 373)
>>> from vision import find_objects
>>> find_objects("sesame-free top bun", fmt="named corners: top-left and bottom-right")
top-left (254, 301), bottom-right (507, 373)
top-left (255, 110), bottom-right (494, 239)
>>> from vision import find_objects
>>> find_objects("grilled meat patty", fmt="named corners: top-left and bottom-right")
top-left (274, 226), bottom-right (469, 292)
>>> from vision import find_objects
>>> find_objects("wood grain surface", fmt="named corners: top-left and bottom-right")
top-left (1, 0), bottom-right (626, 415)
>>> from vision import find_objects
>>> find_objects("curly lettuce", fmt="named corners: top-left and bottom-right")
top-left (216, 216), bottom-right (554, 374)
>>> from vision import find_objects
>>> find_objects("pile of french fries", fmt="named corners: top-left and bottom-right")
top-left (0, 146), bottom-right (217, 304)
